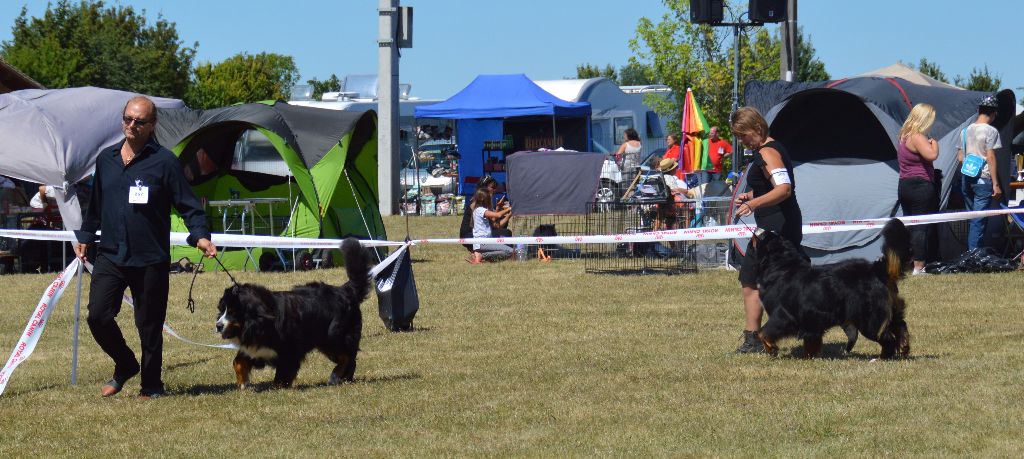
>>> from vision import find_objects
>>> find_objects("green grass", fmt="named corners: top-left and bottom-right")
top-left (1, 215), bottom-right (1022, 457)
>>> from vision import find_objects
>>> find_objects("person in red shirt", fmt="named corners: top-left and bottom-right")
top-left (660, 133), bottom-right (681, 169)
top-left (706, 126), bottom-right (733, 182)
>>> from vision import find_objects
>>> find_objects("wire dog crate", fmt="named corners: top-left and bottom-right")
top-left (508, 213), bottom-right (588, 260)
top-left (582, 196), bottom-right (734, 274)
top-left (583, 200), bottom-right (696, 274)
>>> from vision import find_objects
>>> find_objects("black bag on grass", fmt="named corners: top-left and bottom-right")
top-left (375, 245), bottom-right (419, 331)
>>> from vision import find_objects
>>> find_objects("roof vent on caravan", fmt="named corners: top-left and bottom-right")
top-left (343, 74), bottom-right (378, 100)
top-left (290, 84), bottom-right (314, 101)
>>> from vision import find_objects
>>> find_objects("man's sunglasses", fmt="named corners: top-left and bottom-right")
top-left (122, 116), bottom-right (152, 126)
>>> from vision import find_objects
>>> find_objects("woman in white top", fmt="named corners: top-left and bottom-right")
top-left (615, 128), bottom-right (643, 188)
top-left (468, 188), bottom-right (513, 264)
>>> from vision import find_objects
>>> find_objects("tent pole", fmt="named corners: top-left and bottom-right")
top-left (551, 116), bottom-right (557, 148)
top-left (289, 174), bottom-right (296, 271)
top-left (413, 122), bottom-right (421, 219)
top-left (70, 259), bottom-right (83, 386)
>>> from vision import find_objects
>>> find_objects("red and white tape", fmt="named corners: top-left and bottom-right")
top-left (4, 208), bottom-right (1020, 249)
top-left (0, 259), bottom-right (80, 395)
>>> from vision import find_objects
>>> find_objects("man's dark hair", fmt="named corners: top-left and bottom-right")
top-left (978, 105), bottom-right (998, 117)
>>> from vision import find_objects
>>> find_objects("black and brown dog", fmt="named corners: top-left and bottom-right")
top-left (215, 238), bottom-right (372, 389)
top-left (754, 219), bottom-right (912, 359)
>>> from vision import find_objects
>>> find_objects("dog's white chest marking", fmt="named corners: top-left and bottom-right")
top-left (240, 345), bottom-right (278, 361)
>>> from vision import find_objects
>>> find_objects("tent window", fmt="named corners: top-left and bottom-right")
top-left (613, 116), bottom-right (634, 145)
top-left (232, 129), bottom-right (290, 176)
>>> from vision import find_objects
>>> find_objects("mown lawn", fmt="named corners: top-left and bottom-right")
top-left (0, 215), bottom-right (1021, 457)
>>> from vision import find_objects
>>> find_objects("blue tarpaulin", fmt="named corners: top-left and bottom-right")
top-left (414, 74), bottom-right (591, 119)
top-left (414, 74), bottom-right (592, 195)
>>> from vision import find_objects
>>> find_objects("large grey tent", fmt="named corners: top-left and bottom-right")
top-left (0, 87), bottom-right (184, 229)
top-left (740, 77), bottom-right (1017, 263)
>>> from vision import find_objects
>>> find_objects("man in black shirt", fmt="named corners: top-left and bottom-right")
top-left (74, 96), bottom-right (216, 400)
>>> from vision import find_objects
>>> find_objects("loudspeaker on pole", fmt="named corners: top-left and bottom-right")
top-left (748, 0), bottom-right (787, 23)
top-left (689, 0), bottom-right (724, 24)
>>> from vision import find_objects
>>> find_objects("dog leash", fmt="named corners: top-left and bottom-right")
top-left (186, 254), bottom-right (240, 314)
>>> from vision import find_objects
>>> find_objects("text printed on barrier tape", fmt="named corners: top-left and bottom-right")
top-left (3, 208), bottom-right (1021, 249)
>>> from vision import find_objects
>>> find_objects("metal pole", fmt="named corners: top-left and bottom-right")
top-left (70, 259), bottom-right (83, 385)
top-left (378, 0), bottom-right (401, 216)
top-left (731, 23), bottom-right (741, 174)
top-left (789, 0), bottom-right (798, 81)
top-left (780, 0), bottom-right (797, 81)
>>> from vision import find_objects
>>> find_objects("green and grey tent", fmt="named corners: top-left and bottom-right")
top-left (155, 101), bottom-right (384, 270)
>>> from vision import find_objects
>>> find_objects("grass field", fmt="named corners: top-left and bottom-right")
top-left (1, 215), bottom-right (1022, 457)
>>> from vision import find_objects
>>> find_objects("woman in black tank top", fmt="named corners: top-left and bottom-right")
top-left (730, 107), bottom-right (803, 354)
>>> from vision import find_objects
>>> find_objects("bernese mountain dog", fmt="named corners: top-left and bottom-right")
top-left (215, 238), bottom-right (372, 389)
top-left (754, 218), bottom-right (913, 359)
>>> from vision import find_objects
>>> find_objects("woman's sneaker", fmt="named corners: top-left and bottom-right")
top-left (735, 330), bottom-right (764, 354)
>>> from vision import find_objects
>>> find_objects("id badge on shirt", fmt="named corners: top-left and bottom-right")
top-left (129, 179), bottom-right (149, 204)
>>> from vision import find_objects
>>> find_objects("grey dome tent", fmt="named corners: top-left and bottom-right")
top-left (739, 77), bottom-right (1017, 263)
top-left (0, 87), bottom-right (184, 230)
top-left (155, 101), bottom-right (384, 270)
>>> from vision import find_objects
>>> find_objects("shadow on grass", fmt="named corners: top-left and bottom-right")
top-left (784, 342), bottom-right (940, 361)
top-left (175, 372), bottom-right (421, 396)
top-left (5, 383), bottom-right (61, 397)
top-left (166, 357), bottom-right (214, 371)
top-left (363, 326), bottom-right (433, 339)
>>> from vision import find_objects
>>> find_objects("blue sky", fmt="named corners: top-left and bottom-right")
top-left (1, 1), bottom-right (1021, 100)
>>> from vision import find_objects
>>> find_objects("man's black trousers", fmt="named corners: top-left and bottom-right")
top-left (87, 255), bottom-right (169, 392)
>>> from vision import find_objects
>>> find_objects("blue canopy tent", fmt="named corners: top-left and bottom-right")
top-left (414, 74), bottom-right (592, 195)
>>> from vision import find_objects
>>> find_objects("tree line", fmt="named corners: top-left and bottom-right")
top-left (3, 1), bottom-right (1006, 116)
top-left (575, 0), bottom-right (1003, 138)
top-left (0, 1), bottom-right (340, 109)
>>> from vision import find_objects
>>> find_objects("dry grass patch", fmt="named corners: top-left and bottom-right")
top-left (0, 215), bottom-right (1021, 456)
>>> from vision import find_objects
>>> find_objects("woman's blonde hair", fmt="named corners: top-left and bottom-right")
top-left (899, 103), bottom-right (935, 140)
top-left (729, 107), bottom-right (769, 138)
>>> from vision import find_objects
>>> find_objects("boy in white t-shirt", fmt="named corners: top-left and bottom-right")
top-left (957, 94), bottom-right (1002, 250)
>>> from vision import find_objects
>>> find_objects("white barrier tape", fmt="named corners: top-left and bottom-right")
top-left (370, 242), bottom-right (410, 279)
top-left (0, 230), bottom-right (404, 249)
top-left (0, 240), bottom-right (412, 385)
top-left (0, 259), bottom-right (80, 396)
top-left (3, 207), bottom-right (1022, 251)
top-left (425, 207), bottom-right (1024, 246)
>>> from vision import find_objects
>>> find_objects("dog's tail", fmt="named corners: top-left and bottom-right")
top-left (878, 218), bottom-right (913, 285)
top-left (877, 218), bottom-right (912, 357)
top-left (341, 238), bottom-right (372, 301)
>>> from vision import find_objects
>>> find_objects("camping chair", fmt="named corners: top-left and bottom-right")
top-left (999, 202), bottom-right (1024, 265)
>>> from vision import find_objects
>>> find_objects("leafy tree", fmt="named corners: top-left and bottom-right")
top-left (0, 0), bottom-right (195, 98)
top-left (618, 61), bottom-right (655, 86)
top-left (954, 65), bottom-right (1001, 92)
top-left (306, 73), bottom-right (342, 101)
top-left (575, 63), bottom-right (617, 80)
top-left (796, 30), bottom-right (829, 82)
top-left (186, 52), bottom-right (300, 108)
top-left (629, 1), bottom-right (829, 136)
top-left (916, 57), bottom-right (948, 83)
top-left (571, 61), bottom-right (655, 86)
